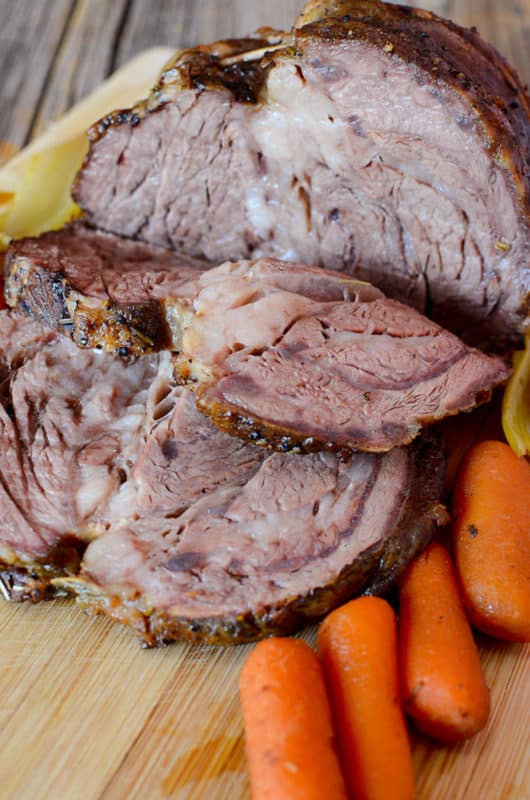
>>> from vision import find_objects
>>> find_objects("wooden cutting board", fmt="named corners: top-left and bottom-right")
top-left (0, 602), bottom-right (528, 799)
top-left (1, 1), bottom-right (529, 798)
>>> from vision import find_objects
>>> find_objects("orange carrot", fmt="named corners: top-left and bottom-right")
top-left (452, 440), bottom-right (530, 642)
top-left (239, 637), bottom-right (348, 800)
top-left (439, 398), bottom-right (504, 498)
top-left (317, 596), bottom-right (415, 800)
top-left (399, 541), bottom-right (490, 742)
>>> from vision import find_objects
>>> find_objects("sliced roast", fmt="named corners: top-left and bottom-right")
top-left (5, 230), bottom-right (510, 452)
top-left (60, 395), bottom-right (446, 646)
top-left (0, 312), bottom-right (158, 601)
top-left (73, 0), bottom-right (530, 350)
top-left (0, 311), bottom-right (447, 644)
top-left (5, 223), bottom-right (207, 355)
top-left (170, 262), bottom-right (509, 452)
top-left (5, 222), bottom-right (369, 356)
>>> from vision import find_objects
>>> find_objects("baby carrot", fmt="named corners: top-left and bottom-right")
top-left (439, 398), bottom-right (504, 498)
top-left (399, 542), bottom-right (490, 741)
top-left (452, 440), bottom-right (530, 642)
top-left (239, 637), bottom-right (348, 800)
top-left (317, 596), bottom-right (415, 800)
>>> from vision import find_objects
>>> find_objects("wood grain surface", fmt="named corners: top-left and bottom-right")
top-left (0, 2), bottom-right (529, 799)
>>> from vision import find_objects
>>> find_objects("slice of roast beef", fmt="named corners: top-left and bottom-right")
top-left (72, 0), bottom-right (530, 350)
top-left (5, 223), bottom-right (207, 356)
top-left (168, 261), bottom-right (510, 453)
top-left (5, 222), bottom-right (370, 356)
top-left (0, 311), bottom-right (447, 644)
top-left (5, 229), bottom-right (509, 453)
top-left (185, 301), bottom-right (510, 455)
top-left (58, 394), bottom-right (446, 646)
top-left (0, 312), bottom-right (159, 601)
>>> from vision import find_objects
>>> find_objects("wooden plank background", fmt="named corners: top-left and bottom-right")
top-left (0, 2), bottom-right (529, 799)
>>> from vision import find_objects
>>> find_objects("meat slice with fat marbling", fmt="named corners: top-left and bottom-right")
top-left (171, 263), bottom-right (509, 453)
top-left (62, 393), bottom-right (447, 646)
top-left (5, 230), bottom-right (509, 454)
top-left (0, 312), bottom-right (446, 644)
top-left (73, 0), bottom-right (530, 350)
top-left (0, 312), bottom-right (158, 600)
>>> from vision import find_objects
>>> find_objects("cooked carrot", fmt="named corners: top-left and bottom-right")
top-left (439, 397), bottom-right (504, 498)
top-left (452, 439), bottom-right (530, 642)
top-left (317, 596), bottom-right (415, 800)
top-left (399, 542), bottom-right (490, 742)
top-left (239, 637), bottom-right (348, 800)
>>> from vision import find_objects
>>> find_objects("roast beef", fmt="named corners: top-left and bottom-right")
top-left (0, 311), bottom-right (447, 644)
top-left (5, 227), bottom-right (509, 453)
top-left (170, 262), bottom-right (509, 452)
top-left (4, 222), bottom-right (366, 356)
top-left (59, 399), bottom-right (446, 646)
top-left (0, 312), bottom-right (158, 601)
top-left (73, 0), bottom-right (530, 350)
top-left (5, 222), bottom-right (206, 356)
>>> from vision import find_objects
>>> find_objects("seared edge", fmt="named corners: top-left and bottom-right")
top-left (189, 359), bottom-right (508, 456)
top-left (1, 567), bottom-right (72, 603)
top-left (4, 225), bottom-right (197, 356)
top-left (76, 29), bottom-right (289, 151)
top-left (54, 435), bottom-right (447, 646)
top-left (5, 250), bottom-right (171, 355)
top-left (0, 539), bottom-right (85, 602)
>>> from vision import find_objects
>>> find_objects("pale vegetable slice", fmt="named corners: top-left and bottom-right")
top-left (0, 139), bottom-right (85, 242)
top-left (0, 47), bottom-right (174, 245)
top-left (502, 336), bottom-right (530, 456)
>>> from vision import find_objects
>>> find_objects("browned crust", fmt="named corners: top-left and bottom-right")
top-left (0, 567), bottom-right (64, 602)
top-left (4, 249), bottom-right (171, 356)
top-left (80, 30), bottom-right (288, 149)
top-left (156, 31), bottom-right (287, 103)
top-left (59, 435), bottom-right (447, 646)
top-left (0, 538), bottom-right (85, 603)
top-left (68, 299), bottom-right (170, 355)
top-left (4, 252), bottom-right (69, 330)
